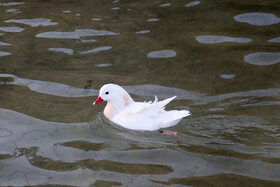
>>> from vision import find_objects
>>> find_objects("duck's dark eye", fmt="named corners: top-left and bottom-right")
top-left (105, 91), bottom-right (109, 95)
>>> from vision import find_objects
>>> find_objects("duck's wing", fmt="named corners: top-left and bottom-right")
top-left (148, 96), bottom-right (190, 128)
top-left (115, 101), bottom-right (151, 117)
top-left (112, 96), bottom-right (190, 130)
top-left (145, 96), bottom-right (177, 118)
top-left (115, 96), bottom-right (174, 117)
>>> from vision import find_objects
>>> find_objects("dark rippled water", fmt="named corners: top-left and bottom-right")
top-left (0, 0), bottom-right (280, 186)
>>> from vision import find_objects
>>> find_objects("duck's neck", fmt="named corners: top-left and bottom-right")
top-left (104, 93), bottom-right (134, 119)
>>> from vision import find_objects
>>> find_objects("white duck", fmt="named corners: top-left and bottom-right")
top-left (93, 84), bottom-right (190, 131)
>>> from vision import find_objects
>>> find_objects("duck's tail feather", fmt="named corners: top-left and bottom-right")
top-left (168, 110), bottom-right (190, 120)
top-left (148, 96), bottom-right (176, 116)
top-left (158, 110), bottom-right (190, 128)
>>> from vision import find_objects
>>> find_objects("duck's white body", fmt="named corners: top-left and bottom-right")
top-left (93, 84), bottom-right (190, 131)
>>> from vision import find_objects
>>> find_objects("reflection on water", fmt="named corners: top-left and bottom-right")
top-left (147, 50), bottom-right (177, 58)
top-left (185, 1), bottom-right (201, 7)
top-left (220, 74), bottom-right (235, 79)
top-left (95, 63), bottom-right (112, 67)
top-left (0, 0), bottom-right (280, 186)
top-left (36, 29), bottom-right (119, 39)
top-left (5, 18), bottom-right (58, 27)
top-left (62, 10), bottom-right (71, 14)
top-left (0, 73), bottom-right (98, 97)
top-left (0, 51), bottom-right (11, 56)
top-left (268, 37), bottom-right (280, 43)
top-left (111, 7), bottom-right (120, 10)
top-left (92, 18), bottom-right (102, 21)
top-left (48, 48), bottom-right (74, 55)
top-left (147, 18), bottom-right (160, 22)
top-left (159, 3), bottom-right (171, 7)
top-left (244, 52), bottom-right (280, 66)
top-left (5, 8), bottom-right (20, 13)
top-left (79, 39), bottom-right (97, 43)
top-left (234, 12), bottom-right (280, 26)
top-left (0, 41), bottom-right (11, 46)
top-left (0, 108), bottom-right (279, 186)
top-left (135, 30), bottom-right (150, 34)
top-left (196, 35), bottom-right (252, 44)
top-left (241, 101), bottom-right (280, 107)
top-left (79, 46), bottom-right (112, 55)
top-left (0, 2), bottom-right (25, 6)
top-left (0, 26), bottom-right (24, 32)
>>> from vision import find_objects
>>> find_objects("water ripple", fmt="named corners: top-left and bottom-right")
top-left (0, 74), bottom-right (202, 99)
top-left (95, 63), bottom-right (112, 67)
top-left (196, 35), bottom-right (252, 44)
top-left (5, 18), bottom-right (58, 27)
top-left (0, 26), bottom-right (24, 32)
top-left (268, 37), bottom-right (280, 43)
top-left (0, 51), bottom-right (11, 57)
top-left (79, 46), bottom-right (112, 55)
top-left (159, 3), bottom-right (171, 7)
top-left (244, 52), bottom-right (280, 66)
top-left (112, 0), bottom-right (119, 3)
top-left (0, 2), bottom-right (25, 6)
top-left (1, 74), bottom-right (279, 104)
top-left (0, 127), bottom-right (12, 137)
top-left (200, 88), bottom-right (280, 104)
top-left (111, 7), bottom-right (120, 10)
top-left (185, 1), bottom-right (201, 7)
top-left (48, 48), bottom-right (74, 55)
top-left (1, 108), bottom-right (279, 185)
top-left (147, 50), bottom-right (177, 58)
top-left (234, 13), bottom-right (280, 26)
top-left (241, 101), bottom-right (280, 107)
top-left (0, 74), bottom-right (98, 97)
top-left (135, 30), bottom-right (150, 34)
top-left (92, 18), bottom-right (102, 21)
top-left (220, 74), bottom-right (235, 79)
top-left (36, 29), bottom-right (119, 39)
top-left (0, 41), bottom-right (11, 46)
top-left (5, 8), bottom-right (20, 13)
top-left (147, 18), bottom-right (160, 22)
top-left (62, 10), bottom-right (71, 13)
top-left (0, 1), bottom-right (279, 186)
top-left (79, 39), bottom-right (97, 43)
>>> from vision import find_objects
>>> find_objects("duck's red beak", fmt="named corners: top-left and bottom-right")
top-left (93, 96), bottom-right (103, 105)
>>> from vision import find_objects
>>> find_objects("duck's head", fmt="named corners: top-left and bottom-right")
top-left (93, 84), bottom-right (134, 105)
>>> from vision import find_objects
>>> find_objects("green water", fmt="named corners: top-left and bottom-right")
top-left (0, 0), bottom-right (279, 186)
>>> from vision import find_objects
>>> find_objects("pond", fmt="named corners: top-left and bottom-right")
top-left (0, 0), bottom-right (279, 186)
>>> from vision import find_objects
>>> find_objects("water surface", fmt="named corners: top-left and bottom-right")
top-left (0, 0), bottom-right (279, 186)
